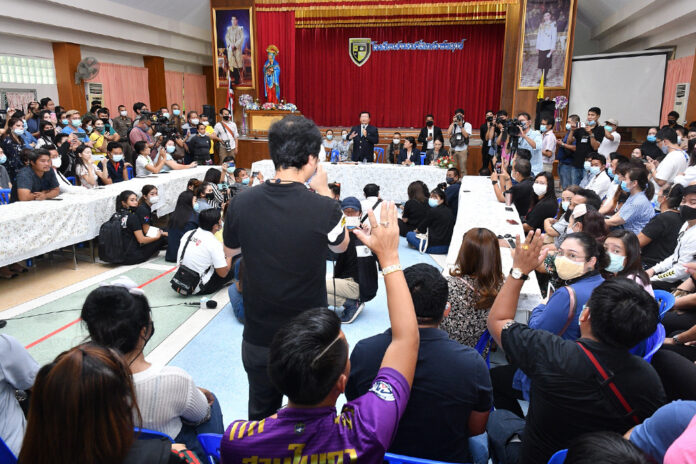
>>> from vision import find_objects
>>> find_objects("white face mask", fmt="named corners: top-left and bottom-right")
top-left (51, 157), bottom-right (61, 168)
top-left (149, 195), bottom-right (159, 204)
top-left (190, 118), bottom-right (200, 125)
top-left (202, 121), bottom-right (210, 126)
top-left (120, 110), bottom-right (128, 117)
top-left (532, 183), bottom-right (547, 197)
top-left (393, 138), bottom-right (400, 145)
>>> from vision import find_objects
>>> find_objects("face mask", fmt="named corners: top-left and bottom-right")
top-left (583, 161), bottom-right (591, 171)
top-left (222, 115), bottom-right (230, 121)
top-left (554, 255), bottom-right (586, 281)
top-left (96, 127), bottom-right (105, 134)
top-left (589, 166), bottom-right (600, 176)
top-left (605, 252), bottom-right (625, 273)
top-left (393, 138), bottom-right (400, 145)
top-left (13, 128), bottom-right (24, 136)
top-left (342, 134), bottom-right (347, 140)
top-left (166, 145), bottom-right (176, 154)
top-left (661, 143), bottom-right (669, 155)
top-left (112, 154), bottom-right (124, 163)
top-left (561, 200), bottom-right (570, 211)
top-left (61, 118), bottom-right (69, 125)
top-left (539, 124), bottom-right (547, 132)
top-left (51, 157), bottom-right (61, 168)
top-left (565, 123), bottom-right (571, 131)
top-left (149, 195), bottom-right (159, 204)
top-left (226, 166), bottom-right (234, 174)
top-left (86, 125), bottom-right (93, 133)
top-left (428, 198), bottom-right (439, 208)
top-left (680, 205), bottom-right (696, 221)
top-left (120, 110), bottom-right (128, 117)
top-left (426, 121), bottom-right (434, 127)
top-left (533, 183), bottom-right (547, 197)
top-left (621, 180), bottom-right (631, 193)
top-left (193, 202), bottom-right (200, 212)
top-left (668, 120), bottom-right (676, 126)
top-left (647, 135), bottom-right (656, 143)
top-left (604, 125), bottom-right (613, 132)
top-left (205, 192), bottom-right (215, 200)
top-left (42, 129), bottom-right (55, 137)
top-left (446, 177), bottom-right (455, 185)
top-left (202, 121), bottom-right (210, 126)
top-left (190, 118), bottom-right (199, 125)
top-left (242, 177), bottom-right (250, 185)
top-left (71, 119), bottom-right (81, 127)
top-left (607, 167), bottom-right (614, 178)
top-left (613, 175), bottom-right (621, 185)
top-left (326, 135), bottom-right (333, 140)
top-left (587, 120), bottom-right (596, 126)
top-left (0, 154), bottom-right (5, 164)
top-left (173, 109), bottom-right (181, 116)
top-left (162, 113), bottom-right (169, 119)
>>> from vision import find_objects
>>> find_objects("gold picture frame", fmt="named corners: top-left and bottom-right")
top-left (517, 0), bottom-right (574, 90)
top-left (212, 7), bottom-right (256, 89)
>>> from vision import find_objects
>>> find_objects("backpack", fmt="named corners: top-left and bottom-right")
top-left (98, 212), bottom-right (128, 263)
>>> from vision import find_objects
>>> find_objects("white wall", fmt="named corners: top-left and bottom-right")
top-left (164, 60), bottom-right (204, 75)
top-left (0, 33), bottom-right (59, 104)
top-left (673, 36), bottom-right (696, 59)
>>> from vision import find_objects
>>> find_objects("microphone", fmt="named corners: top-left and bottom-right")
top-left (183, 299), bottom-right (218, 309)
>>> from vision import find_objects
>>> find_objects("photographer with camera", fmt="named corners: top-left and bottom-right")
top-left (491, 157), bottom-right (535, 219)
top-left (447, 108), bottom-right (472, 175)
top-left (515, 112), bottom-right (543, 176)
top-left (129, 116), bottom-right (158, 151)
top-left (479, 110), bottom-right (497, 174)
top-left (214, 107), bottom-right (239, 160)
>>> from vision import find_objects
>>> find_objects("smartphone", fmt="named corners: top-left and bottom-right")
top-left (506, 238), bottom-right (516, 249)
top-left (251, 171), bottom-right (258, 178)
top-left (505, 207), bottom-right (513, 212)
top-left (506, 219), bottom-right (520, 225)
top-left (47, 197), bottom-right (64, 201)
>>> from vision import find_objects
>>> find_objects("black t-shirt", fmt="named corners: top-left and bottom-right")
top-left (223, 181), bottom-right (345, 347)
top-left (122, 211), bottom-right (143, 257)
top-left (402, 199), bottom-right (428, 230)
top-left (507, 177), bottom-right (534, 218)
top-left (480, 122), bottom-right (493, 156)
top-left (640, 141), bottom-right (662, 161)
top-left (333, 233), bottom-right (359, 282)
top-left (572, 126), bottom-right (605, 167)
top-left (640, 210), bottom-right (684, 268)
top-left (135, 203), bottom-right (157, 227)
top-left (502, 323), bottom-right (665, 464)
top-left (107, 160), bottom-right (126, 182)
top-left (524, 196), bottom-right (559, 229)
top-left (346, 328), bottom-right (492, 463)
top-left (418, 204), bottom-right (455, 246)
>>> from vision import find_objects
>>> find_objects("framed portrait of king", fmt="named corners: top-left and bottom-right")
top-left (518, 0), bottom-right (575, 89)
top-left (213, 7), bottom-right (256, 89)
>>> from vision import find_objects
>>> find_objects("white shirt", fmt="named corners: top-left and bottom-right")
top-left (652, 222), bottom-right (696, 283)
top-left (75, 163), bottom-right (102, 189)
top-left (674, 164), bottom-right (696, 187)
top-left (598, 131), bottom-right (621, 157)
top-left (452, 122), bottom-right (473, 150)
top-left (586, 170), bottom-right (612, 199)
top-left (177, 229), bottom-right (227, 289)
top-left (361, 196), bottom-right (383, 223)
top-left (602, 181), bottom-right (620, 211)
top-left (427, 127), bottom-right (434, 150)
top-left (135, 154), bottom-right (153, 177)
top-left (541, 130), bottom-right (556, 164)
top-left (213, 121), bottom-right (239, 149)
top-left (655, 149), bottom-right (689, 184)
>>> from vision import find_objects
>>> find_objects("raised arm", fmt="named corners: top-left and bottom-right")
top-left (353, 202), bottom-right (419, 386)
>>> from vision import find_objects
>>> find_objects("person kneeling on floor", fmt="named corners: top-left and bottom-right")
top-left (327, 197), bottom-right (379, 324)
top-left (406, 188), bottom-right (455, 255)
top-left (177, 208), bottom-right (234, 295)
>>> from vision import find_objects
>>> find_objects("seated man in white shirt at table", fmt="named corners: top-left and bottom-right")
top-left (361, 183), bottom-right (383, 223)
top-left (585, 153), bottom-right (612, 199)
top-left (177, 208), bottom-right (234, 295)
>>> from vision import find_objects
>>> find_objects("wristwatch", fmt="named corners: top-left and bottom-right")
top-left (509, 268), bottom-right (529, 280)
top-left (673, 335), bottom-right (683, 345)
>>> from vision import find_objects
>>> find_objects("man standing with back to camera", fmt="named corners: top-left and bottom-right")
top-left (223, 115), bottom-right (350, 421)
top-left (350, 111), bottom-right (379, 163)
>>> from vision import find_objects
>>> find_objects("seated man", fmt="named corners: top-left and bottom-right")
top-left (105, 141), bottom-right (130, 183)
top-left (491, 157), bottom-right (534, 219)
top-left (327, 197), bottom-right (378, 324)
top-left (585, 153), bottom-right (612, 199)
top-left (12, 148), bottom-right (59, 202)
top-left (346, 263), bottom-right (491, 463)
top-left (220, 203), bottom-right (420, 463)
top-left (487, 231), bottom-right (665, 464)
top-left (444, 167), bottom-right (461, 216)
top-left (230, 167), bottom-right (263, 195)
top-left (177, 208), bottom-right (233, 295)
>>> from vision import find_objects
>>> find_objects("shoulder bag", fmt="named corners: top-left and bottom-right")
top-left (170, 231), bottom-right (201, 296)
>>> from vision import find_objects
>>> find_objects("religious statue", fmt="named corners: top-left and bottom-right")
top-left (263, 45), bottom-right (280, 104)
top-left (225, 16), bottom-right (245, 85)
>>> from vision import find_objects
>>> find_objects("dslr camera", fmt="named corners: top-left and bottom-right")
top-left (142, 110), bottom-right (179, 138)
top-left (502, 119), bottom-right (523, 137)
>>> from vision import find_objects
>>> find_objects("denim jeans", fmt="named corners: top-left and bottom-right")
top-left (558, 164), bottom-right (574, 189)
top-left (175, 393), bottom-right (225, 460)
top-left (405, 231), bottom-right (449, 255)
top-left (570, 166), bottom-right (584, 187)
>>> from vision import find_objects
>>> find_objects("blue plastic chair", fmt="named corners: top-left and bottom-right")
top-left (629, 323), bottom-right (666, 362)
top-left (547, 449), bottom-right (567, 464)
top-left (0, 188), bottom-right (10, 205)
top-left (0, 436), bottom-right (17, 464)
top-left (127, 165), bottom-right (134, 179)
top-left (134, 427), bottom-right (175, 443)
top-left (474, 330), bottom-right (492, 368)
top-left (653, 289), bottom-right (675, 320)
top-left (420, 152), bottom-right (427, 165)
top-left (198, 433), bottom-right (223, 464)
top-left (66, 176), bottom-right (76, 185)
top-left (374, 147), bottom-right (385, 163)
top-left (385, 452), bottom-right (463, 464)
top-left (330, 148), bottom-right (340, 163)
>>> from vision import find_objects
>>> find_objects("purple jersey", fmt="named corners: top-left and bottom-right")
top-left (220, 367), bottom-right (410, 464)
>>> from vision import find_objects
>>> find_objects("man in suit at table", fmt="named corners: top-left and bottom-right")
top-left (350, 111), bottom-right (379, 163)
top-left (417, 114), bottom-right (444, 154)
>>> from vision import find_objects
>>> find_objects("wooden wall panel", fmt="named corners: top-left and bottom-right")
top-left (52, 42), bottom-right (86, 113)
top-left (143, 56), bottom-right (167, 109)
top-left (687, 47), bottom-right (696, 125)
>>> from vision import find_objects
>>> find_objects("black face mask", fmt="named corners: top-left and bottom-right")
top-left (206, 192), bottom-right (215, 200)
top-left (222, 115), bottom-right (230, 121)
top-left (100, 118), bottom-right (110, 125)
top-left (42, 129), bottom-right (54, 137)
top-left (426, 121), bottom-right (434, 127)
top-left (668, 120), bottom-right (676, 126)
top-left (680, 205), bottom-right (696, 221)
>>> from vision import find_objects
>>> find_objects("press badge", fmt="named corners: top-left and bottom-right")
top-left (355, 245), bottom-right (373, 257)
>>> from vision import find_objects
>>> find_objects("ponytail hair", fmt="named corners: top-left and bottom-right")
top-left (628, 166), bottom-right (654, 199)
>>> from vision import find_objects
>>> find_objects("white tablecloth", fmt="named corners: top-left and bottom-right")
top-left (0, 167), bottom-right (211, 267)
top-left (251, 160), bottom-right (447, 203)
top-left (445, 176), bottom-right (543, 322)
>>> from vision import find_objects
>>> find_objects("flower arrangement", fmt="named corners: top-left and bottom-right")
top-left (261, 102), bottom-right (277, 110)
top-left (278, 103), bottom-right (297, 112)
top-left (553, 96), bottom-right (569, 131)
top-left (434, 155), bottom-right (454, 169)
top-left (238, 94), bottom-right (253, 108)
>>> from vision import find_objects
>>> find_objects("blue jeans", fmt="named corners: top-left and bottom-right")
top-left (405, 231), bottom-right (449, 255)
top-left (228, 285), bottom-right (245, 323)
top-left (558, 163), bottom-right (574, 189)
top-left (570, 166), bottom-right (584, 187)
top-left (175, 393), bottom-right (224, 460)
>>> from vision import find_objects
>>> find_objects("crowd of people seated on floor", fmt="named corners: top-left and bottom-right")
top-left (4, 105), bottom-right (696, 464)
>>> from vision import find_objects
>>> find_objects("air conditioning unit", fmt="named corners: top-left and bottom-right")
top-left (674, 82), bottom-right (690, 120)
top-left (85, 82), bottom-right (103, 108)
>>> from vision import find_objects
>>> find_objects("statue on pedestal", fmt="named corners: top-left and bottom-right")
top-left (263, 45), bottom-right (280, 104)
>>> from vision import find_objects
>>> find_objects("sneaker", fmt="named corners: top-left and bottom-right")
top-left (341, 300), bottom-right (364, 324)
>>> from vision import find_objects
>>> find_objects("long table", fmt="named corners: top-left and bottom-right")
top-left (0, 167), bottom-right (210, 267)
top-left (251, 160), bottom-right (448, 203)
top-left (445, 176), bottom-right (543, 322)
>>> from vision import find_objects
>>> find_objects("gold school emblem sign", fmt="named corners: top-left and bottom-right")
top-left (349, 38), bottom-right (372, 67)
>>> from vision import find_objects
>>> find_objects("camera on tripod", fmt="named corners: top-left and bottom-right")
top-left (501, 119), bottom-right (523, 137)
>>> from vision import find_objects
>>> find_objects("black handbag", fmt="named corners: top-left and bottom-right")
top-left (170, 231), bottom-right (201, 296)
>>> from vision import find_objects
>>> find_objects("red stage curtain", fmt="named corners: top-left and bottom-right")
top-left (256, 11), bottom-right (297, 104)
top-left (295, 24), bottom-right (504, 128)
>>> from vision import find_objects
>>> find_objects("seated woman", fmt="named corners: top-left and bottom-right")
top-left (543, 185), bottom-right (580, 248)
top-left (134, 140), bottom-right (166, 177)
top-left (427, 139), bottom-right (449, 165)
top-left (523, 171), bottom-right (558, 233)
top-left (89, 117), bottom-right (110, 156)
top-left (136, 185), bottom-right (168, 238)
top-left (603, 229), bottom-right (654, 295)
top-left (439, 227), bottom-right (503, 350)
top-left (203, 167), bottom-right (227, 209)
top-left (398, 136), bottom-right (421, 166)
top-left (639, 183), bottom-right (684, 269)
top-left (405, 188), bottom-right (455, 254)
top-left (195, 182), bottom-right (215, 212)
top-left (606, 166), bottom-right (656, 235)
top-left (322, 129), bottom-right (337, 152)
top-left (115, 190), bottom-right (165, 264)
top-left (398, 181), bottom-right (428, 237)
top-left (75, 144), bottom-right (112, 188)
top-left (18, 343), bottom-right (199, 463)
top-left (157, 138), bottom-right (197, 172)
top-left (34, 120), bottom-right (55, 149)
top-left (166, 191), bottom-right (199, 263)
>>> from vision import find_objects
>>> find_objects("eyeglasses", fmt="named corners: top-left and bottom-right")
top-left (556, 249), bottom-right (586, 262)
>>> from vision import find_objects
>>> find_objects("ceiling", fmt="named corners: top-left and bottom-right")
top-left (110, 0), bottom-right (211, 31)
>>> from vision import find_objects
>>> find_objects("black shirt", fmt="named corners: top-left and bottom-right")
top-left (118, 210), bottom-right (143, 259)
top-left (187, 134), bottom-right (211, 161)
top-left (572, 126), bottom-right (605, 167)
top-left (524, 196), bottom-right (558, 229)
top-left (107, 160), bottom-right (127, 182)
top-left (135, 203), bottom-right (156, 228)
top-left (417, 204), bottom-right (455, 246)
top-left (223, 181), bottom-right (345, 347)
top-left (640, 210), bottom-right (684, 268)
top-left (402, 199), bottom-right (428, 230)
top-left (480, 122), bottom-right (498, 158)
top-left (640, 141), bottom-right (662, 161)
top-left (506, 177), bottom-right (534, 218)
top-left (333, 234), bottom-right (359, 282)
top-left (346, 328), bottom-right (492, 463)
top-left (502, 323), bottom-right (665, 464)
top-left (445, 182), bottom-right (461, 216)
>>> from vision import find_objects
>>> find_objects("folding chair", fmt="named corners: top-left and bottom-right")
top-left (0, 436), bottom-right (17, 464)
top-left (547, 448), bottom-right (567, 463)
top-left (653, 289), bottom-right (675, 320)
top-left (134, 427), bottom-right (175, 443)
top-left (197, 433), bottom-right (223, 464)
top-left (384, 452), bottom-right (464, 464)
top-left (374, 147), bottom-right (385, 163)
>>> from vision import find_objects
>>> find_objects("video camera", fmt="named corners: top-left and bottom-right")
top-left (500, 118), bottom-right (523, 137)
top-left (141, 110), bottom-right (180, 139)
